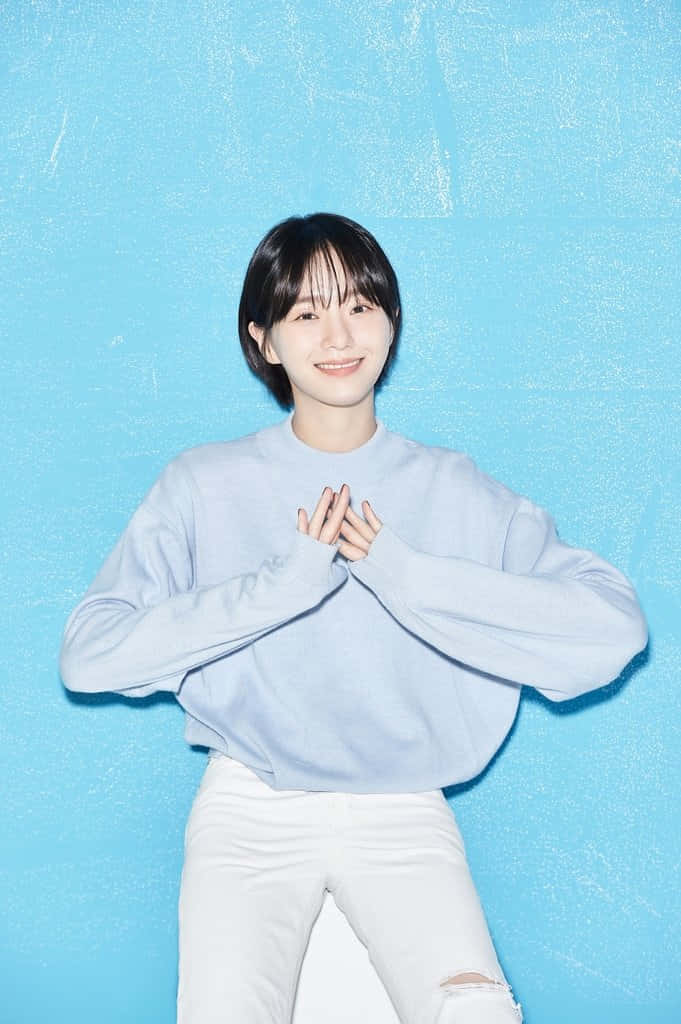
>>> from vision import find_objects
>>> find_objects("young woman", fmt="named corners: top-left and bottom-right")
top-left (60, 212), bottom-right (648, 1024)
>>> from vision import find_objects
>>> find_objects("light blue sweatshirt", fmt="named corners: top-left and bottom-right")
top-left (59, 412), bottom-right (648, 793)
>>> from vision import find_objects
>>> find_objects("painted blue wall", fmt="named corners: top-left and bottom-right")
top-left (2, 2), bottom-right (679, 1021)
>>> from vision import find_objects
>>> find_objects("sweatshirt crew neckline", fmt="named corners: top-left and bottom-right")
top-left (256, 409), bottom-right (393, 481)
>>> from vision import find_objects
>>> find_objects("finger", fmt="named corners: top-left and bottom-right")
top-left (343, 504), bottom-right (376, 544)
top-left (320, 485), bottom-right (350, 542)
top-left (325, 485), bottom-right (349, 518)
top-left (297, 507), bottom-right (309, 533)
top-left (308, 487), bottom-right (335, 537)
top-left (313, 486), bottom-right (335, 515)
top-left (327, 494), bottom-right (343, 543)
top-left (337, 518), bottom-right (371, 553)
top-left (361, 501), bottom-right (383, 531)
top-left (324, 489), bottom-right (343, 523)
top-left (325, 491), bottom-right (339, 519)
top-left (336, 537), bottom-right (367, 561)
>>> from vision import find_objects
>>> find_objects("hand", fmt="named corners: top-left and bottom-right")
top-left (327, 486), bottom-right (383, 562)
top-left (297, 484), bottom-right (351, 547)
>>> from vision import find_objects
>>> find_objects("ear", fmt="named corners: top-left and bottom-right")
top-left (249, 321), bottom-right (280, 366)
top-left (248, 320), bottom-right (264, 345)
top-left (390, 308), bottom-right (399, 343)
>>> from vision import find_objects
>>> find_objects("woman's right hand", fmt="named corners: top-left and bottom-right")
top-left (297, 484), bottom-right (350, 546)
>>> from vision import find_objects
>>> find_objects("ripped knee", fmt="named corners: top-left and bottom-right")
top-left (438, 971), bottom-right (524, 1021)
top-left (440, 972), bottom-right (503, 987)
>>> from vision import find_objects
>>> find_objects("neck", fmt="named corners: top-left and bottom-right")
top-left (290, 397), bottom-right (378, 454)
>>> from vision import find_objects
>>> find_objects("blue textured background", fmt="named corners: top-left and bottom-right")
top-left (2, 2), bottom-right (679, 1021)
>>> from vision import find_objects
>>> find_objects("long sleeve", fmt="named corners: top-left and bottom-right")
top-left (59, 457), bottom-right (348, 697)
top-left (348, 497), bottom-right (648, 701)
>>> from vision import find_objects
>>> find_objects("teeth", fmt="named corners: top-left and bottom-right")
top-left (317, 359), bottom-right (361, 369)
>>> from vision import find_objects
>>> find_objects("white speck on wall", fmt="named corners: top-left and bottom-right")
top-left (404, 0), bottom-right (427, 46)
top-left (240, 45), bottom-right (262, 67)
top-left (44, 108), bottom-right (68, 176)
top-left (545, 948), bottom-right (637, 999)
top-left (433, 130), bottom-right (453, 215)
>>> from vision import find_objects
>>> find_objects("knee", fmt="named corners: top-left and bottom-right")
top-left (437, 971), bottom-right (524, 1023)
top-left (440, 972), bottom-right (503, 987)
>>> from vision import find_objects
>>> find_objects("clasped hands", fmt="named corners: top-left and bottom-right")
top-left (297, 483), bottom-right (382, 562)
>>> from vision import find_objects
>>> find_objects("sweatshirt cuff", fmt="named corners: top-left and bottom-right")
top-left (348, 522), bottom-right (411, 592)
top-left (277, 528), bottom-right (347, 589)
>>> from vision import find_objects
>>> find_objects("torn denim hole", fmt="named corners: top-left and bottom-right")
top-left (438, 967), bottom-right (506, 988)
top-left (438, 970), bottom-right (524, 1022)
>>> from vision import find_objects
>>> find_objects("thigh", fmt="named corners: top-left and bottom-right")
top-left (177, 756), bottom-right (327, 1024)
top-left (330, 790), bottom-right (510, 1024)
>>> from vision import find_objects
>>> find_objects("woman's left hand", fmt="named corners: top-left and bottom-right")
top-left (327, 487), bottom-right (383, 561)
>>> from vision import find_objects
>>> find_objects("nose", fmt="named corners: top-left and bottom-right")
top-left (320, 307), bottom-right (355, 351)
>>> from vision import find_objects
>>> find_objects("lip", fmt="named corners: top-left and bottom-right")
top-left (315, 357), bottom-right (364, 377)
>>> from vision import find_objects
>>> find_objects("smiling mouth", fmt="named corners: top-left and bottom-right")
top-left (315, 357), bottom-right (364, 372)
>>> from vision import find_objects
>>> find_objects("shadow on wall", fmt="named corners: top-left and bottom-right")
top-left (442, 643), bottom-right (649, 801)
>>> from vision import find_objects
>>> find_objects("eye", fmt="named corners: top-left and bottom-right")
top-left (293, 302), bottom-right (371, 320)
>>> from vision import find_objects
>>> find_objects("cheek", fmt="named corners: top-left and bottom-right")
top-left (359, 317), bottom-right (391, 343)
top-left (278, 329), bottom-right (319, 362)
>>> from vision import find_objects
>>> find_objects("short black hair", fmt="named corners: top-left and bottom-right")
top-left (238, 212), bottom-right (402, 410)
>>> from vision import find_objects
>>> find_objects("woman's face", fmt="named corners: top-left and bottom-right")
top-left (248, 248), bottom-right (394, 411)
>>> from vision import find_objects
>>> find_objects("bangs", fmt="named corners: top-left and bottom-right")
top-left (268, 236), bottom-right (389, 326)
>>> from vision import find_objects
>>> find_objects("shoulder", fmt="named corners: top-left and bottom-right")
top-left (390, 427), bottom-right (522, 513)
top-left (163, 429), bottom-right (263, 494)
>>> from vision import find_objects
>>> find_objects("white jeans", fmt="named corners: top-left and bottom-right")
top-left (177, 753), bottom-right (523, 1024)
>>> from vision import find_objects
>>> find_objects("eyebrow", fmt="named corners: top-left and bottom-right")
top-left (292, 291), bottom-right (363, 307)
